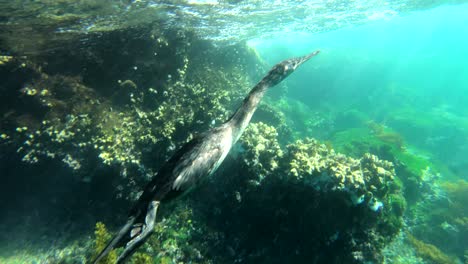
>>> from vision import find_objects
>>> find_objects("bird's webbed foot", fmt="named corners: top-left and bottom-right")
top-left (116, 200), bottom-right (160, 263)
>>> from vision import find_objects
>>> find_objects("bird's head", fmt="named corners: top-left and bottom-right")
top-left (262, 50), bottom-right (320, 87)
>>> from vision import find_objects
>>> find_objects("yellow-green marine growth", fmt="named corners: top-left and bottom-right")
top-left (92, 222), bottom-right (117, 264)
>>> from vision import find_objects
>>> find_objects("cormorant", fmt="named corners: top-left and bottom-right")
top-left (93, 50), bottom-right (320, 263)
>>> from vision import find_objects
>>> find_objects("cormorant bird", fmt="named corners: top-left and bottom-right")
top-left (93, 50), bottom-right (320, 263)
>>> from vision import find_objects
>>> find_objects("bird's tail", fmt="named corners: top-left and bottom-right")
top-left (116, 201), bottom-right (160, 263)
top-left (93, 200), bottom-right (160, 264)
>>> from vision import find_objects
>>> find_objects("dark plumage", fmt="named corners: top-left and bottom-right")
top-left (93, 50), bottom-right (320, 263)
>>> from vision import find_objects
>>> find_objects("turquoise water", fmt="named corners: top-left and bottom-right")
top-left (251, 4), bottom-right (468, 111)
top-left (252, 3), bottom-right (468, 174)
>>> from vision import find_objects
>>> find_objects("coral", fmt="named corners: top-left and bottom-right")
top-left (92, 222), bottom-right (117, 264)
top-left (407, 234), bottom-right (456, 264)
top-left (330, 122), bottom-right (435, 186)
top-left (328, 123), bottom-right (451, 211)
top-left (239, 122), bottom-right (283, 183)
top-left (201, 130), bottom-right (404, 263)
top-left (285, 138), bottom-right (333, 178)
top-left (283, 138), bottom-right (395, 205)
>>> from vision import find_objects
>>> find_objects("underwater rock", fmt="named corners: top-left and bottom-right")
top-left (213, 122), bottom-right (403, 263)
top-left (284, 138), bottom-right (394, 208)
top-left (407, 178), bottom-right (468, 262)
top-left (112, 79), bottom-right (140, 106)
top-left (0, 25), bottom-right (260, 210)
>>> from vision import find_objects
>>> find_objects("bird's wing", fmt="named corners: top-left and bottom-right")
top-left (172, 128), bottom-right (232, 191)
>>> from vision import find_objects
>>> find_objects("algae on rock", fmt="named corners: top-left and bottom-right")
top-left (239, 122), bottom-right (283, 183)
top-left (92, 222), bottom-right (117, 264)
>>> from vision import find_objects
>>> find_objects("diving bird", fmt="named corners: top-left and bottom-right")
top-left (93, 50), bottom-right (320, 263)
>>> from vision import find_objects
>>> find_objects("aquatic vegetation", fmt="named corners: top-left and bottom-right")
top-left (331, 128), bottom-right (393, 158)
top-left (92, 222), bottom-right (117, 264)
top-left (403, 174), bottom-right (467, 263)
top-left (387, 193), bottom-right (407, 217)
top-left (145, 204), bottom-right (210, 264)
top-left (387, 106), bottom-right (468, 169)
top-left (328, 120), bottom-right (450, 209)
top-left (441, 180), bottom-right (468, 217)
top-left (132, 253), bottom-right (153, 264)
top-left (407, 234), bottom-right (456, 264)
top-left (367, 120), bottom-right (405, 150)
top-left (379, 193), bottom-right (406, 237)
top-left (0, 55), bottom-right (13, 65)
top-left (383, 232), bottom-right (426, 264)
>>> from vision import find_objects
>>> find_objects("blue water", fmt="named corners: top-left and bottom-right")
top-left (250, 4), bottom-right (468, 111)
top-left (249, 4), bottom-right (468, 179)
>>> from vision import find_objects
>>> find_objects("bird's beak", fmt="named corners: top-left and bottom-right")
top-left (293, 50), bottom-right (320, 69)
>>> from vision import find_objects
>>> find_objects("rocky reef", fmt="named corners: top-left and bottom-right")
top-left (221, 122), bottom-right (403, 263)
top-left (0, 24), bottom-right (260, 200)
top-left (0, 13), bottom-right (406, 264)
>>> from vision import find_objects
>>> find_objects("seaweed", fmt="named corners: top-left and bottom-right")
top-left (366, 120), bottom-right (405, 150)
top-left (407, 234), bottom-right (456, 264)
top-left (92, 222), bottom-right (117, 264)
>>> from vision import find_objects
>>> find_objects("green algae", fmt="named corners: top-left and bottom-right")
top-left (441, 180), bottom-right (468, 219)
top-left (407, 234), bottom-right (456, 264)
top-left (329, 124), bottom-right (451, 186)
top-left (331, 127), bottom-right (395, 158)
top-left (92, 222), bottom-right (117, 264)
top-left (132, 252), bottom-right (154, 264)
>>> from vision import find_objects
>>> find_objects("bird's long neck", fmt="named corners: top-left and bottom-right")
top-left (226, 79), bottom-right (270, 143)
